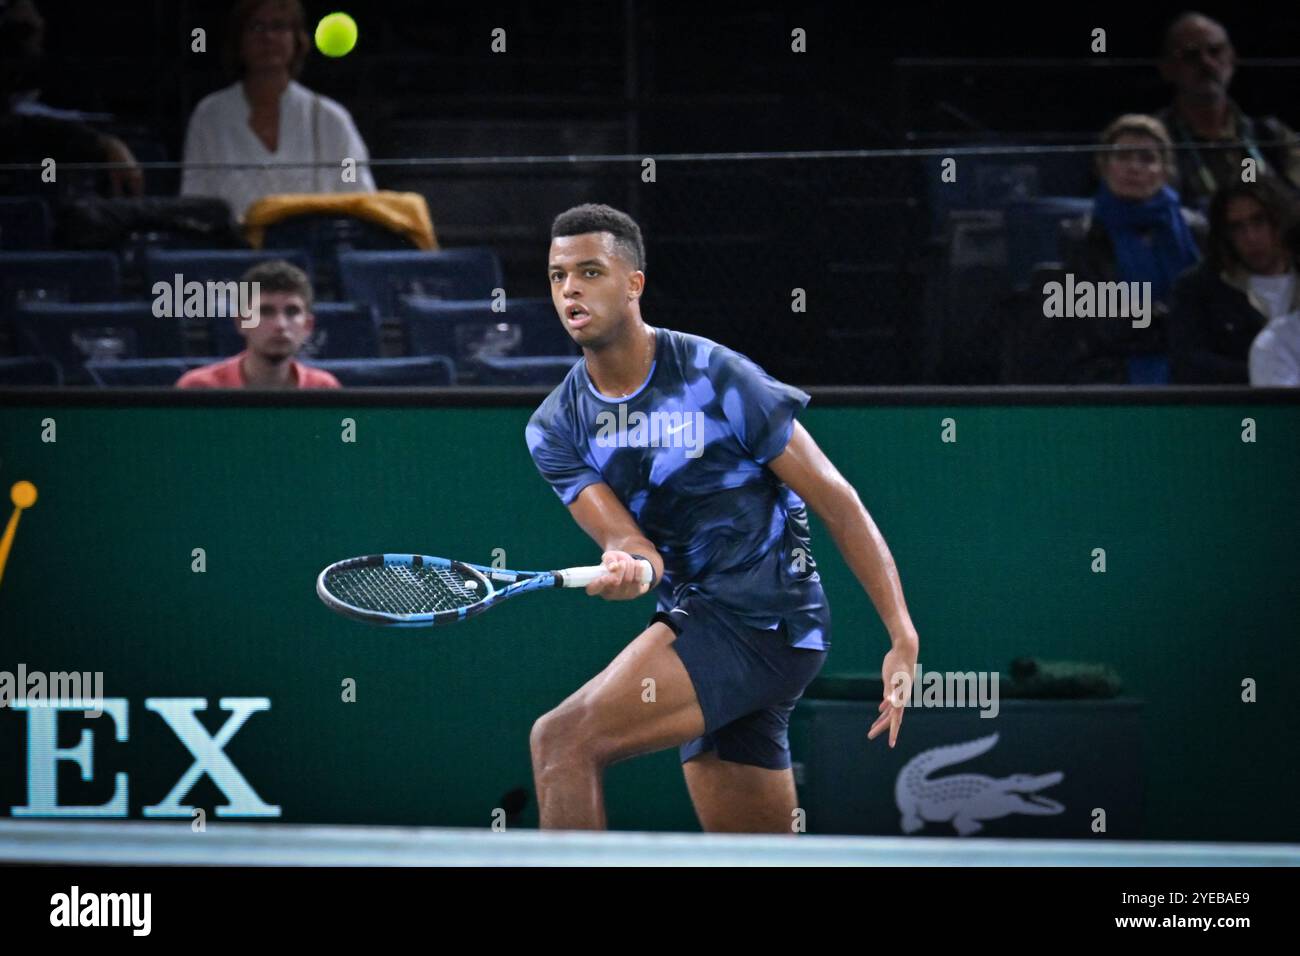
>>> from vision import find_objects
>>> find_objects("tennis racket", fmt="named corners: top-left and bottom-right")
top-left (316, 553), bottom-right (654, 627)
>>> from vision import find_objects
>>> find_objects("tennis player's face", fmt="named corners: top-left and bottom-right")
top-left (548, 233), bottom-right (643, 347)
top-left (240, 292), bottom-right (314, 362)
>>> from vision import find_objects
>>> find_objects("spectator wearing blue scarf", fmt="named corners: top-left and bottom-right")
top-left (1093, 183), bottom-right (1201, 306)
top-left (1060, 115), bottom-right (1205, 384)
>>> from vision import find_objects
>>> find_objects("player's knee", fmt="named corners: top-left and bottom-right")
top-left (530, 705), bottom-right (594, 768)
top-left (528, 712), bottom-right (553, 761)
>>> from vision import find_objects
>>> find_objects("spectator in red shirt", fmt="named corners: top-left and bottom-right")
top-left (177, 259), bottom-right (340, 389)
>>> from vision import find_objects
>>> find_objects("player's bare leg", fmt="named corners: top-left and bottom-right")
top-left (682, 750), bottom-right (800, 834)
top-left (530, 621), bottom-right (705, 829)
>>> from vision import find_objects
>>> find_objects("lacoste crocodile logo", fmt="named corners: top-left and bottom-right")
top-left (896, 733), bottom-right (1064, 835)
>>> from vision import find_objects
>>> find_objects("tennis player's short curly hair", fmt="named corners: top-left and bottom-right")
top-left (551, 204), bottom-right (646, 272)
top-left (223, 0), bottom-right (311, 81)
top-left (241, 259), bottom-right (314, 309)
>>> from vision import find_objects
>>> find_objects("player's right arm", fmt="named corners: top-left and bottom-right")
top-left (526, 402), bottom-right (660, 601)
top-left (567, 483), bottom-right (664, 601)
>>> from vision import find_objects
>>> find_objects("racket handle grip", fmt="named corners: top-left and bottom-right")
top-left (559, 558), bottom-right (654, 589)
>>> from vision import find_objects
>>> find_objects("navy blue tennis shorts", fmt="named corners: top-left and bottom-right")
top-left (650, 593), bottom-right (829, 771)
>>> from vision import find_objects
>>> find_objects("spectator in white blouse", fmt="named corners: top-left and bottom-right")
top-left (180, 0), bottom-right (375, 221)
top-left (1248, 208), bottom-right (1300, 386)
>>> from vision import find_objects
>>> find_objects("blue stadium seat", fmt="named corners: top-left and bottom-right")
top-left (263, 214), bottom-right (417, 298)
top-left (0, 252), bottom-right (120, 319)
top-left (209, 301), bottom-right (381, 359)
top-left (473, 354), bottom-right (581, 386)
top-left (13, 301), bottom-right (185, 385)
top-left (0, 198), bottom-right (53, 250)
top-left (1005, 197), bottom-right (1094, 292)
top-left (0, 356), bottom-right (61, 386)
top-left (338, 249), bottom-right (504, 319)
top-left (924, 151), bottom-right (1041, 235)
top-left (398, 296), bottom-right (574, 365)
top-left (313, 356), bottom-right (456, 387)
top-left (923, 147), bottom-right (1095, 237)
top-left (0, 252), bottom-right (121, 356)
top-left (85, 358), bottom-right (205, 387)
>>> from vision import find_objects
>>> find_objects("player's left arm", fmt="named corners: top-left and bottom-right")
top-left (768, 419), bottom-right (919, 746)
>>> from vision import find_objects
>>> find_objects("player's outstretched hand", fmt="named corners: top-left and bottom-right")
top-left (868, 639), bottom-right (918, 748)
top-left (586, 550), bottom-right (652, 601)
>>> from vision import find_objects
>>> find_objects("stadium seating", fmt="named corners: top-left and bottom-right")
top-left (0, 356), bottom-right (61, 386)
top-left (0, 198), bottom-right (53, 251)
top-left (142, 248), bottom-right (313, 291)
top-left (398, 295), bottom-right (574, 363)
top-left (85, 357), bottom-right (205, 387)
top-left (12, 301), bottom-right (184, 385)
top-left (262, 214), bottom-right (418, 298)
top-left (1005, 196), bottom-right (1094, 292)
top-left (85, 356), bottom-right (458, 387)
top-left (313, 356), bottom-right (457, 387)
top-left (338, 249), bottom-right (504, 320)
top-left (472, 354), bottom-right (580, 386)
top-left (0, 252), bottom-right (121, 319)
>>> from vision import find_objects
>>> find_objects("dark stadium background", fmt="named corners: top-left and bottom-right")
top-left (19, 1), bottom-right (1300, 384)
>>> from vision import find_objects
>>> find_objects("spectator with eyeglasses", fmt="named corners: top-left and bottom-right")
top-left (1154, 12), bottom-right (1300, 211)
top-left (180, 0), bottom-right (375, 221)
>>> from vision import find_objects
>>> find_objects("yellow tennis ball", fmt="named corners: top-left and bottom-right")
top-left (314, 12), bottom-right (357, 58)
top-left (10, 480), bottom-right (37, 509)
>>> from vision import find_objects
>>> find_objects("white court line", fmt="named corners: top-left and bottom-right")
top-left (0, 821), bottom-right (1296, 867)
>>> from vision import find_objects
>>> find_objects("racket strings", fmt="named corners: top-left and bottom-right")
top-left (328, 564), bottom-right (482, 615)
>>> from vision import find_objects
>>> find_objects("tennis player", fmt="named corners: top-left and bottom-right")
top-left (526, 204), bottom-right (920, 833)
